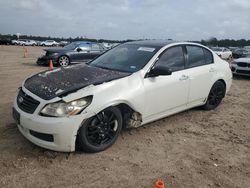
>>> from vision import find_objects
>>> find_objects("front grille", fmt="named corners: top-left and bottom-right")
top-left (30, 130), bottom-right (54, 142)
top-left (237, 62), bottom-right (250, 67)
top-left (236, 70), bottom-right (250, 75)
top-left (17, 89), bottom-right (40, 114)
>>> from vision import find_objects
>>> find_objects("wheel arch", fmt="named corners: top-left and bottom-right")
top-left (211, 78), bottom-right (227, 97)
top-left (87, 100), bottom-right (143, 129)
top-left (57, 54), bottom-right (71, 64)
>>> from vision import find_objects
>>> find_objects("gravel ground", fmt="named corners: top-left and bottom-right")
top-left (0, 45), bottom-right (249, 188)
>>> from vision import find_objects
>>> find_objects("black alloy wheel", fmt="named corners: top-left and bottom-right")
top-left (203, 81), bottom-right (226, 110)
top-left (76, 107), bottom-right (123, 152)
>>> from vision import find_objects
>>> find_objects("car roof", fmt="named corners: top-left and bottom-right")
top-left (126, 40), bottom-right (175, 48)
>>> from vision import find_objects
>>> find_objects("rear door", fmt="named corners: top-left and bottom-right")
top-left (89, 43), bottom-right (105, 59)
top-left (184, 45), bottom-right (215, 107)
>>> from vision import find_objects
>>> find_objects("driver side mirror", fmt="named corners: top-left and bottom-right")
top-left (147, 65), bottom-right (172, 77)
top-left (76, 47), bottom-right (82, 52)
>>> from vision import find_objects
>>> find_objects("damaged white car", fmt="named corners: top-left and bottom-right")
top-left (13, 40), bottom-right (232, 152)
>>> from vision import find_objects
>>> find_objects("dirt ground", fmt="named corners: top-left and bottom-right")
top-left (0, 45), bottom-right (249, 188)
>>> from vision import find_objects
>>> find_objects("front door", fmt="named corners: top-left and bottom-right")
top-left (143, 46), bottom-right (190, 120)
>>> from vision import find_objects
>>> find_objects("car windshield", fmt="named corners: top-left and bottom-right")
top-left (89, 43), bottom-right (160, 73)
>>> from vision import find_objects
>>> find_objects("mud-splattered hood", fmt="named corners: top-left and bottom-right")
top-left (24, 64), bottom-right (131, 100)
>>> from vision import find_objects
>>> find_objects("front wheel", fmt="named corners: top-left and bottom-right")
top-left (76, 107), bottom-right (123, 153)
top-left (58, 55), bottom-right (70, 67)
top-left (203, 81), bottom-right (226, 110)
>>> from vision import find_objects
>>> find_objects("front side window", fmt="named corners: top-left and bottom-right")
top-left (78, 43), bottom-right (91, 51)
top-left (186, 46), bottom-right (206, 68)
top-left (156, 46), bottom-right (185, 72)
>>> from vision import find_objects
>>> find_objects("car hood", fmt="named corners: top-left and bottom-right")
top-left (234, 57), bottom-right (250, 63)
top-left (24, 64), bottom-right (131, 100)
top-left (44, 48), bottom-right (70, 53)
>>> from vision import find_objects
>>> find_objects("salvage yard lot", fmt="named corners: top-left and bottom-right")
top-left (0, 45), bottom-right (249, 188)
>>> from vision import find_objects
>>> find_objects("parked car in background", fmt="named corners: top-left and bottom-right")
top-left (0, 37), bottom-right (11, 45)
top-left (228, 47), bottom-right (238, 51)
top-left (59, 41), bottom-right (69, 47)
top-left (24, 40), bottom-right (37, 46)
top-left (102, 42), bottom-right (113, 49)
top-left (212, 47), bottom-right (232, 59)
top-left (40, 40), bottom-right (59, 46)
top-left (230, 54), bottom-right (250, 76)
top-left (35, 40), bottom-right (43, 46)
top-left (244, 46), bottom-right (250, 50)
top-left (12, 39), bottom-right (26, 45)
top-left (232, 48), bottom-right (250, 59)
top-left (37, 41), bottom-right (106, 66)
top-left (13, 40), bottom-right (232, 152)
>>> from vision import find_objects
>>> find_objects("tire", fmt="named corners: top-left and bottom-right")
top-left (203, 81), bottom-right (226, 110)
top-left (76, 107), bottom-right (123, 153)
top-left (58, 55), bottom-right (70, 67)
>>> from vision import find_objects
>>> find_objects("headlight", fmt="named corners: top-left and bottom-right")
top-left (40, 97), bottom-right (92, 117)
top-left (51, 52), bottom-right (58, 56)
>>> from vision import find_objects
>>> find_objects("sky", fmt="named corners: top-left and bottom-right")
top-left (0, 0), bottom-right (249, 40)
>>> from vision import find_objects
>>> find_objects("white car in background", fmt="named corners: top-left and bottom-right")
top-left (40, 40), bottom-right (59, 46)
top-left (24, 40), bottom-right (37, 46)
top-left (230, 54), bottom-right (250, 76)
top-left (212, 47), bottom-right (232, 59)
top-left (13, 41), bottom-right (232, 152)
top-left (12, 39), bottom-right (26, 45)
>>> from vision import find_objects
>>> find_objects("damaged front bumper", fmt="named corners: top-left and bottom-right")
top-left (13, 88), bottom-right (90, 152)
top-left (36, 55), bottom-right (58, 65)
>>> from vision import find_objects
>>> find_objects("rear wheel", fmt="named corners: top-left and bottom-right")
top-left (76, 107), bottom-right (123, 153)
top-left (203, 81), bottom-right (226, 110)
top-left (58, 55), bottom-right (70, 67)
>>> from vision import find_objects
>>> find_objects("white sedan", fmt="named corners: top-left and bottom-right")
top-left (40, 40), bottom-right (59, 46)
top-left (212, 47), bottom-right (232, 59)
top-left (13, 41), bottom-right (232, 152)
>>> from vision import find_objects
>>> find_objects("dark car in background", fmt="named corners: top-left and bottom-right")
top-left (0, 37), bottom-right (11, 45)
top-left (232, 48), bottom-right (250, 59)
top-left (37, 41), bottom-right (106, 66)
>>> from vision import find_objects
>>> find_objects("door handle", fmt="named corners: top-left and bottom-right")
top-left (179, 75), bottom-right (189, 81)
top-left (209, 67), bottom-right (216, 72)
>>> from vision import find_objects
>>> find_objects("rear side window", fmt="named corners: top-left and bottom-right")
top-left (156, 46), bottom-right (185, 72)
top-left (186, 46), bottom-right (206, 68)
top-left (203, 49), bottom-right (213, 64)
